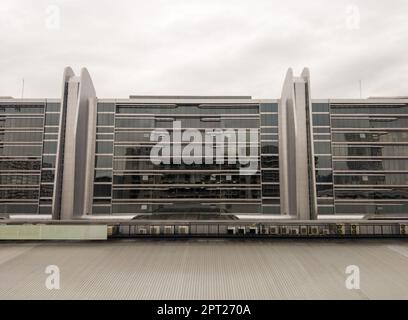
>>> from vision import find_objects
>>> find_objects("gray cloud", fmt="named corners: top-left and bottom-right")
top-left (0, 0), bottom-right (407, 99)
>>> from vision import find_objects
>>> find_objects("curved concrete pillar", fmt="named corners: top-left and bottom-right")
top-left (278, 68), bottom-right (317, 219)
top-left (53, 67), bottom-right (97, 220)
top-left (52, 67), bottom-right (75, 220)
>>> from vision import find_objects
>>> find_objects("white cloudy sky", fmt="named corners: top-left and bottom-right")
top-left (0, 0), bottom-right (407, 99)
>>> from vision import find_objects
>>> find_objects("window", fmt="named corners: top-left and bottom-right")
top-left (95, 156), bottom-right (113, 168)
top-left (316, 184), bottom-right (333, 197)
top-left (43, 141), bottom-right (57, 154)
top-left (42, 155), bottom-right (56, 168)
top-left (95, 170), bottom-right (112, 183)
top-left (45, 113), bottom-right (60, 126)
top-left (316, 170), bottom-right (333, 183)
top-left (262, 185), bottom-right (280, 197)
top-left (315, 156), bottom-right (332, 169)
top-left (94, 184), bottom-right (112, 197)
top-left (96, 141), bottom-right (113, 154)
top-left (314, 142), bottom-right (331, 154)
top-left (312, 103), bottom-right (330, 113)
top-left (261, 114), bottom-right (278, 126)
top-left (312, 114), bottom-right (330, 126)
top-left (46, 103), bottom-right (60, 112)
top-left (97, 103), bottom-right (115, 113)
top-left (97, 114), bottom-right (114, 126)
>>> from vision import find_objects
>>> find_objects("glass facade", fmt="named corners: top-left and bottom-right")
top-left (330, 103), bottom-right (408, 215)
top-left (0, 101), bottom-right (60, 215)
top-left (92, 102), bottom-right (266, 215)
top-left (1, 97), bottom-right (408, 219)
top-left (312, 103), bottom-right (335, 215)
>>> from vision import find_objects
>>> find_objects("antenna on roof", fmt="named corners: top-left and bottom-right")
top-left (21, 78), bottom-right (25, 99)
top-left (359, 80), bottom-right (362, 99)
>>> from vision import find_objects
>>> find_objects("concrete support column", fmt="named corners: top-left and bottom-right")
top-left (52, 67), bottom-right (96, 220)
top-left (278, 68), bottom-right (317, 219)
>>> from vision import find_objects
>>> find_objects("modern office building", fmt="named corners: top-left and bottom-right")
top-left (1, 67), bottom-right (407, 220)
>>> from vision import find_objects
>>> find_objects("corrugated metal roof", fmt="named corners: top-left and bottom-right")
top-left (0, 240), bottom-right (407, 299)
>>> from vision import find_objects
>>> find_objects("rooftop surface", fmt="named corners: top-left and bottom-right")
top-left (0, 239), bottom-right (408, 299)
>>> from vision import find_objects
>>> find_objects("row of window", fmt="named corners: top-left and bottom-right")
top-left (113, 117), bottom-right (260, 129)
top-left (105, 173), bottom-right (262, 185)
top-left (335, 188), bottom-right (408, 200)
top-left (331, 117), bottom-right (408, 129)
top-left (333, 159), bottom-right (408, 171)
top-left (331, 104), bottom-right (408, 115)
top-left (94, 185), bottom-right (265, 199)
top-left (332, 145), bottom-right (408, 157)
top-left (115, 104), bottom-right (261, 115)
top-left (332, 131), bottom-right (408, 143)
top-left (93, 203), bottom-right (265, 215)
top-left (334, 173), bottom-right (408, 185)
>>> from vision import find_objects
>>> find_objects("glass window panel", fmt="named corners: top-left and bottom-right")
top-left (96, 141), bottom-right (113, 154)
top-left (333, 159), bottom-right (408, 171)
top-left (336, 203), bottom-right (408, 215)
top-left (46, 103), bottom-right (60, 112)
top-left (333, 145), bottom-right (408, 157)
top-left (317, 206), bottom-right (334, 215)
top-left (97, 103), bottom-right (115, 112)
top-left (0, 131), bottom-right (43, 142)
top-left (97, 114), bottom-right (114, 126)
top-left (92, 205), bottom-right (111, 214)
top-left (94, 184), bottom-right (112, 197)
top-left (43, 141), bottom-right (57, 154)
top-left (315, 156), bottom-right (332, 169)
top-left (42, 155), bottom-right (56, 168)
top-left (95, 170), bottom-right (113, 183)
top-left (45, 113), bottom-right (60, 126)
top-left (0, 204), bottom-right (38, 214)
top-left (0, 145), bottom-right (42, 156)
top-left (262, 185), bottom-right (280, 197)
top-left (331, 117), bottom-right (408, 129)
top-left (96, 126), bottom-right (114, 133)
top-left (0, 160), bottom-right (41, 171)
top-left (0, 117), bottom-right (44, 128)
top-left (41, 170), bottom-right (55, 183)
top-left (313, 127), bottom-right (331, 133)
top-left (44, 126), bottom-right (59, 133)
top-left (314, 142), bottom-right (331, 154)
top-left (40, 185), bottom-right (54, 197)
top-left (0, 174), bottom-right (40, 185)
top-left (332, 131), bottom-right (408, 143)
top-left (261, 114), bottom-right (278, 126)
top-left (317, 184), bottom-right (333, 197)
top-left (261, 141), bottom-right (278, 154)
top-left (262, 206), bottom-right (281, 214)
top-left (334, 173), bottom-right (408, 185)
top-left (261, 157), bottom-right (279, 168)
top-left (262, 170), bottom-right (279, 183)
top-left (315, 170), bottom-right (333, 183)
top-left (335, 188), bottom-right (408, 200)
top-left (116, 104), bottom-right (259, 115)
top-left (260, 103), bottom-right (278, 113)
top-left (312, 114), bottom-right (330, 126)
top-left (331, 104), bottom-right (408, 115)
top-left (312, 103), bottom-right (330, 113)
top-left (261, 127), bottom-right (278, 134)
top-left (0, 189), bottom-right (39, 199)
top-left (0, 105), bottom-right (44, 114)
top-left (95, 156), bottom-right (113, 168)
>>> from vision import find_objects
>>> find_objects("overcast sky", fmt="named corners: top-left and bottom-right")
top-left (0, 0), bottom-right (407, 99)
